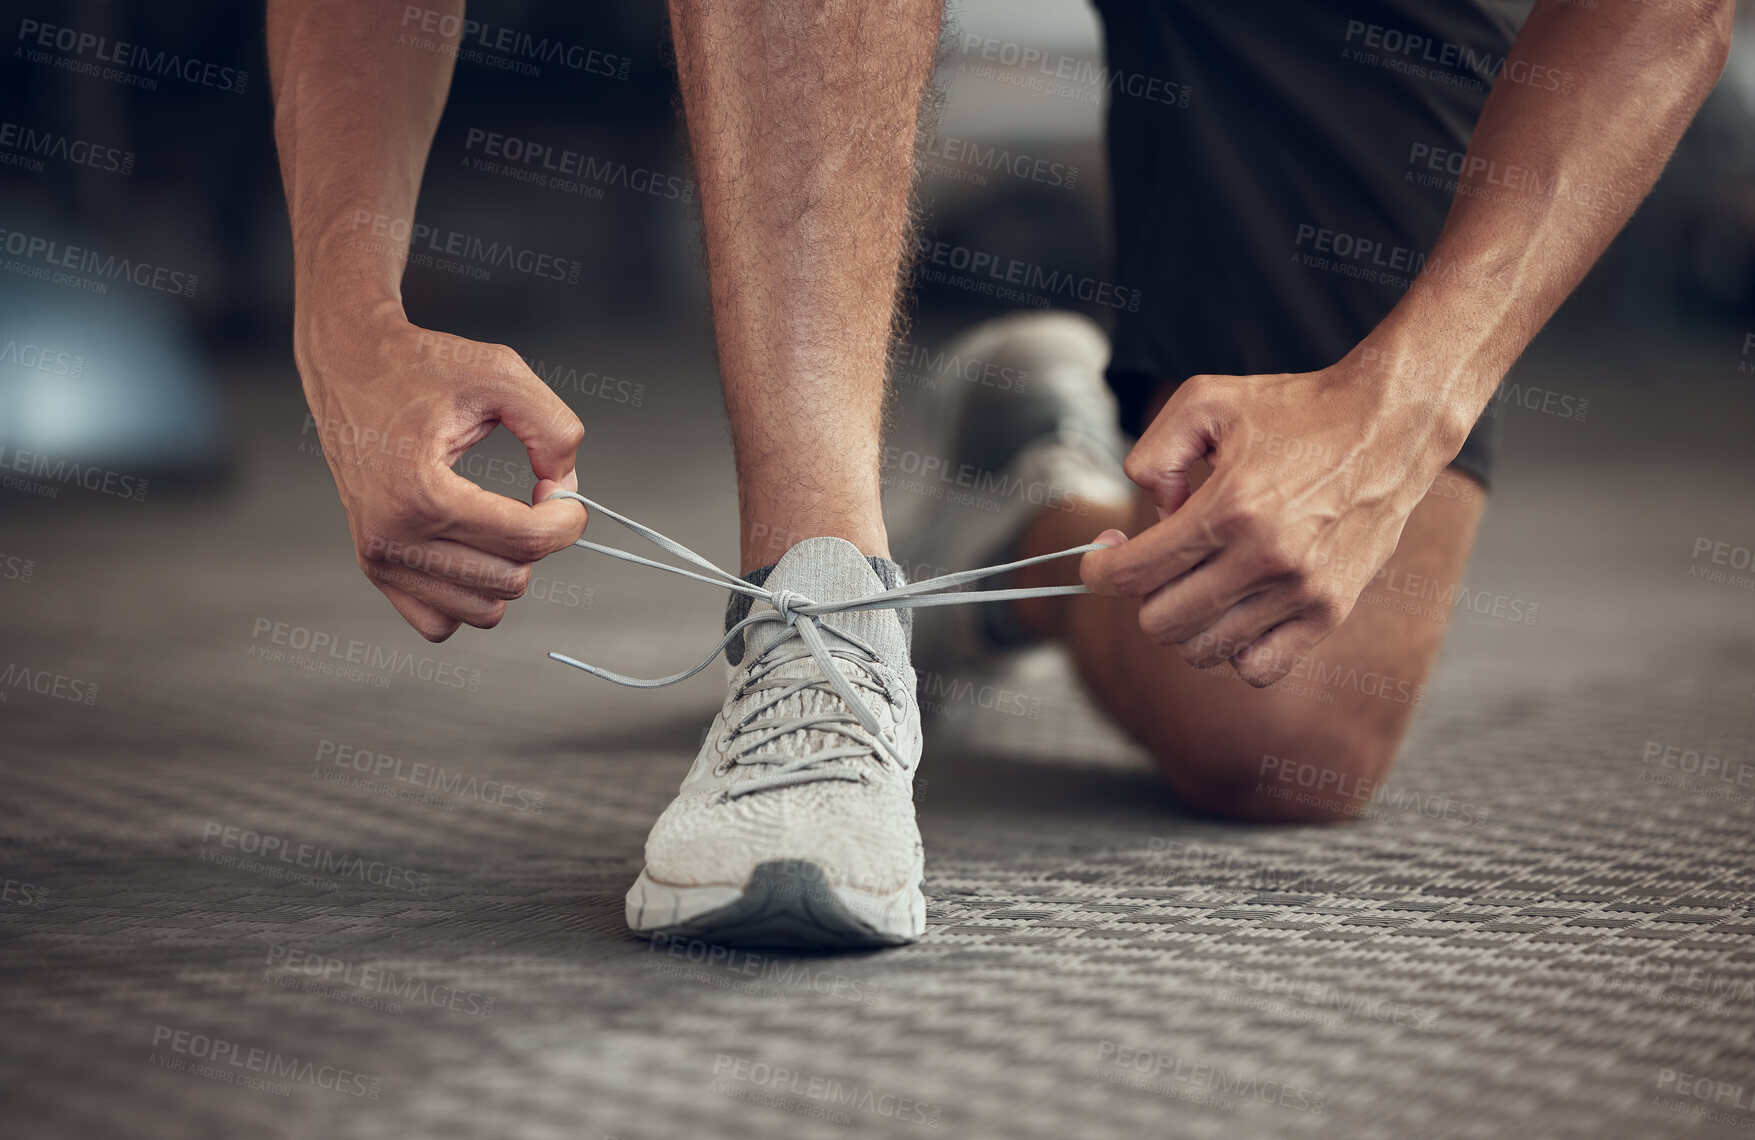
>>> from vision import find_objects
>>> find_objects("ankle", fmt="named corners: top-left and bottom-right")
top-left (741, 514), bottom-right (891, 575)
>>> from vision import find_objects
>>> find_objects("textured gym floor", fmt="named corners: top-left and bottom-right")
top-left (2, 326), bottom-right (1753, 1139)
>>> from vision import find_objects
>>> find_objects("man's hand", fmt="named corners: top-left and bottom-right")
top-left (1077, 0), bottom-right (1732, 688)
top-left (295, 306), bottom-right (588, 642)
top-left (1080, 358), bottom-right (1467, 687)
top-left (269, 0), bottom-right (590, 642)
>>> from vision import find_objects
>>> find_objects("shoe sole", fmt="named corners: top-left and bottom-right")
top-left (626, 859), bottom-right (925, 950)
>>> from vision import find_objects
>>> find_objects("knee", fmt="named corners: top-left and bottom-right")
top-left (1153, 722), bottom-right (1404, 824)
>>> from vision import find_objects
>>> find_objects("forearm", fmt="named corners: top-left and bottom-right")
top-left (268, 0), bottom-right (461, 335)
top-left (1360, 0), bottom-right (1733, 455)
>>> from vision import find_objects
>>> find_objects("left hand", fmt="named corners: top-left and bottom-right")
top-left (1079, 359), bottom-right (1466, 687)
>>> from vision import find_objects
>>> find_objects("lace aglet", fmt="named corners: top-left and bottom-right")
top-left (548, 652), bottom-right (608, 679)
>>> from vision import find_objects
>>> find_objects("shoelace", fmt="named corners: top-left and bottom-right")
top-left (545, 492), bottom-right (1101, 798)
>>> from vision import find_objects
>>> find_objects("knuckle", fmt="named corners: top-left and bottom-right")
top-left (1177, 629), bottom-right (1224, 662)
top-left (556, 409), bottom-right (585, 449)
top-left (504, 564), bottom-right (533, 599)
top-left (1209, 497), bottom-right (1256, 538)
top-left (1254, 536), bottom-right (1303, 579)
top-left (1138, 610), bottom-right (1177, 647)
top-left (505, 521), bottom-right (562, 562)
top-left (1121, 451), bottom-right (1155, 489)
top-left (483, 343), bottom-right (526, 378)
top-left (477, 600), bottom-right (509, 629)
top-left (1306, 593), bottom-right (1348, 627)
top-left (511, 527), bottom-right (553, 562)
top-left (1105, 567), bottom-right (1140, 597)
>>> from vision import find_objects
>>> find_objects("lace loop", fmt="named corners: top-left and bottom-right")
top-left (544, 492), bottom-right (1099, 796)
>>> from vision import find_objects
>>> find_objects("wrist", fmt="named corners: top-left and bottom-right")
top-left (291, 207), bottom-right (411, 335)
top-left (290, 283), bottom-right (408, 397)
top-left (1343, 324), bottom-right (1502, 466)
top-left (294, 273), bottom-right (407, 350)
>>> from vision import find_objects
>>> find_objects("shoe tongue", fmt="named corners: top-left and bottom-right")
top-left (742, 538), bottom-right (909, 668)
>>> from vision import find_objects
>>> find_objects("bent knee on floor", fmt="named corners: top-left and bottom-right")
top-left (1151, 722), bottom-right (1404, 824)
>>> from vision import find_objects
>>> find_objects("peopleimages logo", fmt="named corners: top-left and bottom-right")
top-left (248, 617), bottom-right (482, 691)
top-left (199, 822), bottom-right (432, 894)
top-left (914, 237), bottom-right (1142, 312)
top-left (399, 6), bottom-right (630, 80)
top-left (0, 444), bottom-right (148, 500)
top-left (314, 739), bottom-right (546, 813)
top-left (346, 210), bottom-right (583, 285)
top-left (955, 32), bottom-right (1191, 109)
top-left (0, 227), bottom-right (198, 297)
top-left (888, 339), bottom-right (1028, 393)
top-left (647, 934), bottom-right (883, 1005)
top-left (0, 662), bottom-right (97, 705)
top-left (149, 1025), bottom-right (380, 1098)
top-left (880, 445), bottom-right (1090, 516)
top-left (710, 1055), bottom-right (943, 1128)
top-left (1091, 1041), bottom-right (1326, 1114)
top-left (0, 337), bottom-right (84, 377)
top-left (1404, 142), bottom-right (1629, 217)
top-left (0, 121), bottom-right (132, 174)
top-left (1203, 963), bottom-right (1439, 1031)
top-left (264, 944), bottom-right (496, 1019)
top-left (1654, 1069), bottom-right (1755, 1117)
top-left (1342, 20), bottom-right (1575, 94)
top-left (16, 19), bottom-right (249, 93)
top-left (462, 128), bottom-right (693, 203)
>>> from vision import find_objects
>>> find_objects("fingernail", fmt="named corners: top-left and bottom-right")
top-left (561, 469), bottom-right (579, 492)
top-left (1094, 529), bottom-right (1128, 548)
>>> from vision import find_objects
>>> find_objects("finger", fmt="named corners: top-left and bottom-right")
top-left (367, 560), bottom-right (510, 631)
top-left (365, 536), bottom-right (532, 600)
top-left (432, 476), bottom-right (589, 563)
top-left (1229, 616), bottom-right (1334, 688)
top-left (487, 367), bottom-right (586, 486)
top-left (378, 582), bottom-right (463, 643)
top-left (1175, 588), bottom-right (1302, 671)
top-left (1081, 483), bottom-right (1225, 598)
top-left (1134, 549), bottom-right (1271, 648)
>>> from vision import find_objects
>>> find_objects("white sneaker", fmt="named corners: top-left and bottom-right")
top-left (629, 536), bottom-right (926, 949)
top-left (545, 495), bottom-right (1099, 949)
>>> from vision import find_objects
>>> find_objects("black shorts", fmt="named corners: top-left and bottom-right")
top-left (1093, 0), bottom-right (1534, 488)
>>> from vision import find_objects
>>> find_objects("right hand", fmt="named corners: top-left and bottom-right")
top-left (293, 304), bottom-right (589, 641)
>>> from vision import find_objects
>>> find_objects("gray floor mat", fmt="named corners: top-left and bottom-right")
top-left (2, 352), bottom-right (1752, 1139)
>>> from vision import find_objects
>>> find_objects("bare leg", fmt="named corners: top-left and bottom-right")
top-left (668, 0), bottom-right (943, 572)
top-left (1015, 386), bottom-right (1486, 821)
